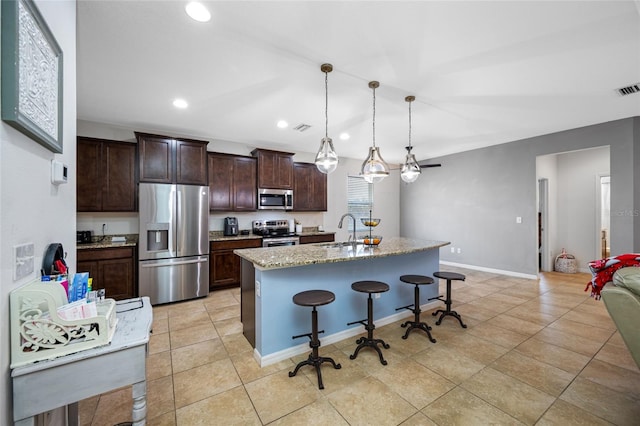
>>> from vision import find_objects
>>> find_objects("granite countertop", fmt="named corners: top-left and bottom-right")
top-left (76, 234), bottom-right (138, 249)
top-left (234, 237), bottom-right (450, 270)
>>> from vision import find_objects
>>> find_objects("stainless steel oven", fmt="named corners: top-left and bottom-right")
top-left (262, 236), bottom-right (300, 247)
top-left (253, 219), bottom-right (299, 247)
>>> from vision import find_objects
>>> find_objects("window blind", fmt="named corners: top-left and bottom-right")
top-left (347, 176), bottom-right (373, 233)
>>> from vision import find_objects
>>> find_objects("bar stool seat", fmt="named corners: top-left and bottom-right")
top-left (431, 271), bottom-right (467, 328)
top-left (395, 275), bottom-right (436, 342)
top-left (347, 280), bottom-right (390, 365)
top-left (288, 290), bottom-right (341, 389)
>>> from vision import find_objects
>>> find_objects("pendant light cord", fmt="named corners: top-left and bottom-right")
top-left (324, 71), bottom-right (329, 139)
top-left (408, 99), bottom-right (412, 149)
top-left (372, 85), bottom-right (376, 148)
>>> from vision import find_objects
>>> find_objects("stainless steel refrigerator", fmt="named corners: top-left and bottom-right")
top-left (138, 183), bottom-right (209, 305)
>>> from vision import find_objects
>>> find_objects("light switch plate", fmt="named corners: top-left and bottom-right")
top-left (14, 242), bottom-right (35, 281)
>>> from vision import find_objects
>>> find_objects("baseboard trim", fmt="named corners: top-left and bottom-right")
top-left (439, 261), bottom-right (538, 280)
top-left (255, 300), bottom-right (441, 367)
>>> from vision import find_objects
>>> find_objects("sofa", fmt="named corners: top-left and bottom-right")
top-left (601, 267), bottom-right (640, 369)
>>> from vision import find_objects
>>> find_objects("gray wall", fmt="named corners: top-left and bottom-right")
top-left (400, 117), bottom-right (639, 276)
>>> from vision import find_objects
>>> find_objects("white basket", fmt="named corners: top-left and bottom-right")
top-left (10, 280), bottom-right (117, 368)
top-left (555, 255), bottom-right (578, 273)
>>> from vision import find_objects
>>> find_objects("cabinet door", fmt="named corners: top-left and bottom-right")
top-left (294, 162), bottom-right (327, 211)
top-left (102, 142), bottom-right (136, 211)
top-left (77, 138), bottom-right (102, 211)
top-left (253, 149), bottom-right (293, 189)
top-left (209, 153), bottom-right (234, 211)
top-left (77, 260), bottom-right (99, 283)
top-left (293, 162), bottom-right (312, 210)
top-left (99, 257), bottom-right (135, 300)
top-left (234, 156), bottom-right (257, 211)
top-left (176, 139), bottom-right (208, 185)
top-left (137, 134), bottom-right (174, 183)
top-left (210, 249), bottom-right (240, 289)
top-left (276, 152), bottom-right (294, 189)
top-left (310, 165), bottom-right (327, 211)
top-left (77, 247), bottom-right (136, 301)
top-left (209, 239), bottom-right (262, 290)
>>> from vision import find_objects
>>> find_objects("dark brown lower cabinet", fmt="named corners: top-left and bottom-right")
top-left (210, 239), bottom-right (262, 290)
top-left (77, 246), bottom-right (136, 301)
top-left (299, 234), bottom-right (335, 244)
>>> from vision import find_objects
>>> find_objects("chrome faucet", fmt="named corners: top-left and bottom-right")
top-left (338, 213), bottom-right (357, 243)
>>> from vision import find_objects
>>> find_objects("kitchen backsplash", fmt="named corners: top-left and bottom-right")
top-left (77, 211), bottom-right (325, 235)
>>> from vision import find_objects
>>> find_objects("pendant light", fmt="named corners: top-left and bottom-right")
top-left (314, 63), bottom-right (339, 174)
top-left (400, 95), bottom-right (421, 183)
top-left (361, 81), bottom-right (389, 183)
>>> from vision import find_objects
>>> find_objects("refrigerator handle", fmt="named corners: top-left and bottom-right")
top-left (171, 186), bottom-right (178, 255)
top-left (140, 258), bottom-right (208, 268)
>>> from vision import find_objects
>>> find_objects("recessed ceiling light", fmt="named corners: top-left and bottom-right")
top-left (185, 2), bottom-right (211, 22)
top-left (339, 132), bottom-right (350, 140)
top-left (277, 120), bottom-right (288, 129)
top-left (173, 99), bottom-right (188, 109)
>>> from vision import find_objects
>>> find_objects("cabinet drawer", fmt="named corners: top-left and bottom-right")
top-left (77, 247), bottom-right (135, 262)
top-left (210, 239), bottom-right (262, 251)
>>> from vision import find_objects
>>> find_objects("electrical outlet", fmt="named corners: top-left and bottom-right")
top-left (450, 247), bottom-right (455, 253)
top-left (457, 248), bottom-right (461, 254)
top-left (255, 280), bottom-right (261, 297)
top-left (516, 216), bottom-right (522, 224)
top-left (374, 293), bottom-right (381, 299)
top-left (14, 243), bottom-right (35, 280)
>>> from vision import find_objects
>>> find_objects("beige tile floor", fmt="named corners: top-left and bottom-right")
top-left (79, 267), bottom-right (640, 425)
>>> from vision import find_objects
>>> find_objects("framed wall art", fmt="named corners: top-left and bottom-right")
top-left (1, 0), bottom-right (64, 153)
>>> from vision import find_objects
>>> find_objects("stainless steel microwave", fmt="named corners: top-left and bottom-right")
top-left (258, 188), bottom-right (293, 210)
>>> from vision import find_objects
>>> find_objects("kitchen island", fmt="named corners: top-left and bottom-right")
top-left (235, 237), bottom-right (449, 366)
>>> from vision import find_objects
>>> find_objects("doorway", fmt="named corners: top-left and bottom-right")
top-left (538, 178), bottom-right (550, 271)
top-left (596, 174), bottom-right (610, 259)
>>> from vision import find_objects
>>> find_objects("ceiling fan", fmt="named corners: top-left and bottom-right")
top-left (419, 164), bottom-right (441, 168)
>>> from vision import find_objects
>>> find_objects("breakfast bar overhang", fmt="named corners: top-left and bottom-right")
top-left (235, 238), bottom-right (449, 366)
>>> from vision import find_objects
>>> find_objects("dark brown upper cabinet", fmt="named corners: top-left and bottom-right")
top-left (77, 137), bottom-right (136, 212)
top-left (251, 148), bottom-right (294, 189)
top-left (135, 132), bottom-right (208, 185)
top-left (293, 162), bottom-right (327, 211)
top-left (208, 153), bottom-right (257, 211)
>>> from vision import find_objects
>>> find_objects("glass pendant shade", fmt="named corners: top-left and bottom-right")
top-left (315, 137), bottom-right (338, 173)
top-left (361, 146), bottom-right (390, 183)
top-left (400, 95), bottom-right (421, 183)
top-left (401, 150), bottom-right (421, 183)
top-left (315, 63), bottom-right (338, 174)
top-left (361, 80), bottom-right (389, 183)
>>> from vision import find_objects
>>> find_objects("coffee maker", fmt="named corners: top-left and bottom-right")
top-left (223, 217), bottom-right (238, 236)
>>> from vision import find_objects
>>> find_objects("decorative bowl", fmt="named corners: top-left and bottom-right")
top-left (362, 235), bottom-right (383, 246)
top-left (361, 218), bottom-right (381, 227)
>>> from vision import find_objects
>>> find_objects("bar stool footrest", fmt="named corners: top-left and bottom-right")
top-left (395, 303), bottom-right (414, 312)
top-left (347, 319), bottom-right (367, 327)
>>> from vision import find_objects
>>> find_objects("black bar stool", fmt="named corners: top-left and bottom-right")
top-left (395, 275), bottom-right (436, 342)
top-left (347, 281), bottom-right (390, 365)
top-left (288, 290), bottom-right (341, 389)
top-left (431, 271), bottom-right (467, 328)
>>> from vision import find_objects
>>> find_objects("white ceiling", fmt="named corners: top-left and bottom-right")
top-left (76, 0), bottom-right (640, 164)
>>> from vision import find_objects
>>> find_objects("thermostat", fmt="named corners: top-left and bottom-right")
top-left (51, 160), bottom-right (68, 185)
